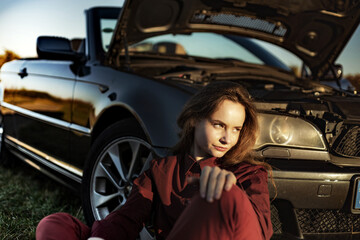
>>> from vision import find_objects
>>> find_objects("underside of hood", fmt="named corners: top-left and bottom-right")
top-left (108, 0), bottom-right (360, 78)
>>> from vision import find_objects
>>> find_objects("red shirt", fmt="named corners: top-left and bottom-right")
top-left (91, 155), bottom-right (273, 240)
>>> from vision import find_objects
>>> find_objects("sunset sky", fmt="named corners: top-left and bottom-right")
top-left (0, 0), bottom-right (359, 75)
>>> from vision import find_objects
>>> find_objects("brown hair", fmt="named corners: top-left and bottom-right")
top-left (173, 81), bottom-right (271, 170)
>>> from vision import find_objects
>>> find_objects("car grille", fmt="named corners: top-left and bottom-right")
top-left (333, 125), bottom-right (360, 158)
top-left (295, 208), bottom-right (360, 234)
top-left (271, 203), bottom-right (283, 234)
top-left (270, 205), bottom-right (360, 239)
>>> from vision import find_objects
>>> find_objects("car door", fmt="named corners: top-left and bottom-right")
top-left (11, 60), bottom-right (75, 168)
top-left (0, 60), bottom-right (26, 140)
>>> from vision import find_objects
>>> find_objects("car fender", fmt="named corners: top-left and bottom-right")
top-left (75, 67), bottom-right (193, 149)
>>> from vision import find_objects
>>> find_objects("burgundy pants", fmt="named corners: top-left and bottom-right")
top-left (36, 187), bottom-right (263, 240)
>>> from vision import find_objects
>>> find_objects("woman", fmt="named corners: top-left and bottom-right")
top-left (36, 81), bottom-right (273, 240)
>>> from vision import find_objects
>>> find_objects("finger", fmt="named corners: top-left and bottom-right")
top-left (200, 166), bottom-right (211, 198)
top-left (214, 170), bottom-right (227, 200)
top-left (224, 173), bottom-right (236, 191)
top-left (206, 167), bottom-right (221, 202)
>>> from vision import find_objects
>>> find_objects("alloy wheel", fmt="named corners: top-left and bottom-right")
top-left (89, 136), bottom-right (152, 220)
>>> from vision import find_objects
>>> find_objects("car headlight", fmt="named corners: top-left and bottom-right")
top-left (255, 113), bottom-right (327, 150)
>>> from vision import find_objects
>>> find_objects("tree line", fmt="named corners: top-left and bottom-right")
top-left (0, 50), bottom-right (21, 68)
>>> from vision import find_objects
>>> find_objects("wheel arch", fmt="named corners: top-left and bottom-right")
top-left (91, 105), bottom-right (149, 144)
top-left (91, 81), bottom-right (192, 149)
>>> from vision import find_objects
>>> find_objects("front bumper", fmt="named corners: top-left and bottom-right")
top-left (270, 169), bottom-right (360, 239)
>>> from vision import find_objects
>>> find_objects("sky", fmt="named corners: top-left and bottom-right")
top-left (0, 0), bottom-right (359, 75)
top-left (0, 0), bottom-right (124, 56)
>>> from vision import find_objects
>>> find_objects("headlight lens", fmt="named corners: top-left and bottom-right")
top-left (255, 113), bottom-right (326, 150)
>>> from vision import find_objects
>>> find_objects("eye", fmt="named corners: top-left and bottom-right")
top-left (233, 128), bottom-right (242, 133)
top-left (212, 121), bottom-right (224, 128)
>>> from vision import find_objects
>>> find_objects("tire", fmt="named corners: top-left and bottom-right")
top-left (82, 119), bottom-right (153, 225)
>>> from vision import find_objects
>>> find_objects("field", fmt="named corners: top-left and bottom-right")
top-left (0, 158), bottom-right (84, 239)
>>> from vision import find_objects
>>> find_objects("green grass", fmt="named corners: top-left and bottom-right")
top-left (0, 159), bottom-right (84, 240)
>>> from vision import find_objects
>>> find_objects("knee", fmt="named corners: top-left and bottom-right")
top-left (38, 212), bottom-right (72, 227)
top-left (36, 213), bottom-right (73, 238)
top-left (220, 186), bottom-right (249, 206)
top-left (221, 187), bottom-right (262, 237)
top-left (219, 186), bottom-right (258, 218)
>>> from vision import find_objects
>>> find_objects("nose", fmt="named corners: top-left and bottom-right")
top-left (220, 129), bottom-right (231, 145)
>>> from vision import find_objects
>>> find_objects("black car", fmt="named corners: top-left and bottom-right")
top-left (1, 0), bottom-right (360, 239)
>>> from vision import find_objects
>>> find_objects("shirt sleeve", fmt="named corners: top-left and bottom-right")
top-left (90, 167), bottom-right (154, 240)
top-left (240, 168), bottom-right (273, 240)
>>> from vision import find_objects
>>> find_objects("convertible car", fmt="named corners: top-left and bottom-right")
top-left (0, 0), bottom-right (360, 239)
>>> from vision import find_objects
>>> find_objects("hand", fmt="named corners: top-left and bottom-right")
top-left (199, 166), bottom-right (236, 202)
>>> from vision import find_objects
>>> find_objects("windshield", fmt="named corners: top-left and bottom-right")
top-left (100, 17), bottom-right (290, 71)
top-left (100, 14), bottom-right (292, 71)
top-left (130, 33), bottom-right (263, 63)
top-left (128, 33), bottom-right (290, 71)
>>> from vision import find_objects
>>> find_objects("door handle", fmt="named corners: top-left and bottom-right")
top-left (18, 68), bottom-right (28, 78)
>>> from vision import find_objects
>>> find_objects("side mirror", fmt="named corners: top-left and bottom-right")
top-left (37, 36), bottom-right (83, 61)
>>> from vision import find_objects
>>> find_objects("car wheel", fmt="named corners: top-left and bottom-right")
top-left (82, 119), bottom-right (152, 225)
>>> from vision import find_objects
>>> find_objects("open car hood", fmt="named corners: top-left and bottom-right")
top-left (108, 0), bottom-right (360, 78)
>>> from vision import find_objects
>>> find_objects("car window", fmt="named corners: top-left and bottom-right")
top-left (129, 33), bottom-right (265, 65)
top-left (100, 18), bottom-right (117, 52)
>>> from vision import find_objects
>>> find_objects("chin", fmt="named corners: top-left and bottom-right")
top-left (211, 151), bottom-right (227, 158)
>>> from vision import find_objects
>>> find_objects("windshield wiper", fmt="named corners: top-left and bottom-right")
top-left (157, 69), bottom-right (212, 84)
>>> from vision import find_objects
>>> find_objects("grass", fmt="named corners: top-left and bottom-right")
top-left (0, 158), bottom-right (84, 240)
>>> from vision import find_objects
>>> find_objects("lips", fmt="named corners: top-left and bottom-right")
top-left (213, 145), bottom-right (228, 152)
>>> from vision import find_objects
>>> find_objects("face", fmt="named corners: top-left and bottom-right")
top-left (193, 99), bottom-right (246, 161)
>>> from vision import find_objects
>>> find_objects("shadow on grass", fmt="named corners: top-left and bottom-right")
top-left (0, 158), bottom-right (84, 239)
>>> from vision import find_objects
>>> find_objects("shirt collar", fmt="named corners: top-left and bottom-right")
top-left (183, 155), bottom-right (219, 175)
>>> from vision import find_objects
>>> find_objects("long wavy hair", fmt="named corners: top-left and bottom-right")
top-left (173, 81), bottom-right (270, 170)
